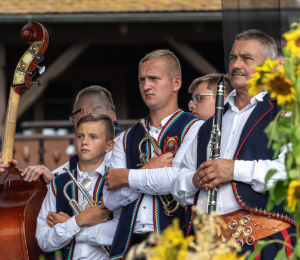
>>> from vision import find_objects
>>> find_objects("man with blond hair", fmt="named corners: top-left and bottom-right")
top-left (104, 49), bottom-right (203, 258)
top-left (188, 73), bottom-right (232, 120)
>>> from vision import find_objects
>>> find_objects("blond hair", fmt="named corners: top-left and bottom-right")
top-left (139, 49), bottom-right (181, 79)
top-left (76, 112), bottom-right (114, 141)
top-left (188, 73), bottom-right (233, 96)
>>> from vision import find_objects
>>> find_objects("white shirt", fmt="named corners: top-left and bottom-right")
top-left (103, 111), bottom-right (204, 233)
top-left (171, 90), bottom-right (287, 215)
top-left (36, 160), bottom-right (121, 260)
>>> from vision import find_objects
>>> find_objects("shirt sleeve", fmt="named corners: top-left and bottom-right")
top-left (128, 120), bottom-right (203, 195)
top-left (103, 131), bottom-right (141, 211)
top-left (233, 145), bottom-right (287, 193)
top-left (75, 208), bottom-right (121, 246)
top-left (171, 134), bottom-right (199, 207)
top-left (35, 186), bottom-right (81, 252)
top-left (52, 161), bottom-right (69, 175)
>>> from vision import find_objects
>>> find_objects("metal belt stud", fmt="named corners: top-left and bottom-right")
top-left (232, 229), bottom-right (241, 238)
top-left (243, 226), bottom-right (252, 235)
top-left (246, 236), bottom-right (255, 245)
top-left (241, 216), bottom-right (250, 225)
top-left (229, 220), bottom-right (237, 229)
top-left (235, 239), bottom-right (244, 248)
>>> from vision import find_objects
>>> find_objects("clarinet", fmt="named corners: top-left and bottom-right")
top-left (207, 75), bottom-right (225, 215)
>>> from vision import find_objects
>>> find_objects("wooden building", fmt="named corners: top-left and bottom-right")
top-left (1, 0), bottom-right (299, 170)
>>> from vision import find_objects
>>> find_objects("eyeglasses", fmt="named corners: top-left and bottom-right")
top-left (188, 100), bottom-right (193, 112)
top-left (191, 93), bottom-right (216, 105)
top-left (68, 109), bottom-right (81, 123)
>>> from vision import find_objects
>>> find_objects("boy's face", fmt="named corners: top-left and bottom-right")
top-left (75, 122), bottom-right (114, 164)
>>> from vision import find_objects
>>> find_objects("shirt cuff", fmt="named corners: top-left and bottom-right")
top-left (66, 216), bottom-right (81, 236)
top-left (128, 169), bottom-right (143, 192)
top-left (187, 171), bottom-right (199, 194)
top-left (233, 160), bottom-right (253, 183)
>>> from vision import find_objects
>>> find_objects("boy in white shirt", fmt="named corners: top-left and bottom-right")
top-left (36, 112), bottom-right (120, 260)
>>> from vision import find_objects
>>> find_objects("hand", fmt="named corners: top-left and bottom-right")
top-left (104, 168), bottom-right (129, 191)
top-left (21, 165), bottom-right (54, 184)
top-left (47, 211), bottom-right (71, 227)
top-left (0, 158), bottom-right (18, 173)
top-left (141, 149), bottom-right (173, 169)
top-left (196, 159), bottom-right (235, 190)
top-left (75, 203), bottom-right (112, 227)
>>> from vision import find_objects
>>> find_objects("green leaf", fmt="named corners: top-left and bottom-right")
top-left (274, 247), bottom-right (288, 260)
top-left (264, 169), bottom-right (277, 193)
top-left (289, 169), bottom-right (298, 179)
top-left (247, 240), bottom-right (268, 260)
top-left (295, 243), bottom-right (300, 257)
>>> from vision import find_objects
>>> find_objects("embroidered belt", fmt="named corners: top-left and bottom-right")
top-left (220, 209), bottom-right (292, 248)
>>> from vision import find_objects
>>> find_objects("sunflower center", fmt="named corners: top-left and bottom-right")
top-left (272, 75), bottom-right (292, 95)
top-left (295, 186), bottom-right (300, 198)
top-left (296, 37), bottom-right (300, 47)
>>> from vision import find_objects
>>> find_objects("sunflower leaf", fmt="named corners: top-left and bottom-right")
top-left (264, 169), bottom-right (277, 193)
top-left (247, 240), bottom-right (268, 260)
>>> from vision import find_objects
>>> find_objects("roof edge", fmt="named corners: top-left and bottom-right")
top-left (0, 12), bottom-right (222, 23)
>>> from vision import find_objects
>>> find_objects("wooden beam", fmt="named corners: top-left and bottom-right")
top-left (17, 43), bottom-right (89, 119)
top-left (167, 37), bottom-right (218, 74)
top-left (0, 43), bottom-right (6, 134)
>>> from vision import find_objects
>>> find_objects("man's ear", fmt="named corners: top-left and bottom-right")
top-left (81, 107), bottom-right (88, 115)
top-left (105, 140), bottom-right (115, 153)
top-left (173, 76), bottom-right (182, 92)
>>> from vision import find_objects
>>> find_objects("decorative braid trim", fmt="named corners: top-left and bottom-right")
top-left (153, 195), bottom-right (161, 245)
top-left (181, 118), bottom-right (199, 143)
top-left (109, 195), bottom-right (144, 260)
top-left (232, 182), bottom-right (296, 225)
top-left (51, 177), bottom-right (57, 197)
top-left (157, 110), bottom-right (183, 145)
top-left (123, 128), bottom-right (131, 153)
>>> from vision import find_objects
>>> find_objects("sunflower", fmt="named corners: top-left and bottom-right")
top-left (247, 71), bottom-right (263, 96)
top-left (295, 64), bottom-right (300, 75)
top-left (255, 57), bottom-right (278, 73)
top-left (287, 180), bottom-right (300, 212)
top-left (213, 252), bottom-right (245, 260)
top-left (283, 29), bottom-right (300, 58)
top-left (261, 66), bottom-right (296, 105)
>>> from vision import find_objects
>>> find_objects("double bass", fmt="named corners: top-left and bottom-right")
top-left (0, 22), bottom-right (49, 259)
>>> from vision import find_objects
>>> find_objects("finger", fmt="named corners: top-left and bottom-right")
top-left (199, 172), bottom-right (217, 185)
top-left (104, 180), bottom-right (108, 186)
top-left (204, 179), bottom-right (220, 190)
top-left (198, 161), bottom-right (212, 171)
top-left (12, 159), bottom-right (18, 167)
top-left (198, 166), bottom-right (214, 180)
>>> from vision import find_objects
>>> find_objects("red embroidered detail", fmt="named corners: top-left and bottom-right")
top-left (281, 229), bottom-right (292, 257)
top-left (163, 136), bottom-right (179, 155)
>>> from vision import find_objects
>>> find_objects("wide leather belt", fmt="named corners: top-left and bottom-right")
top-left (220, 209), bottom-right (292, 248)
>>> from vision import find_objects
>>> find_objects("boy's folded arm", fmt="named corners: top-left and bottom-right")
top-left (75, 208), bottom-right (121, 246)
top-left (36, 216), bottom-right (81, 252)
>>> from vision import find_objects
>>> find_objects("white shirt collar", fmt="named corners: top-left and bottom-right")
top-left (76, 160), bottom-right (105, 179)
top-left (149, 109), bottom-right (181, 130)
top-left (227, 89), bottom-right (267, 112)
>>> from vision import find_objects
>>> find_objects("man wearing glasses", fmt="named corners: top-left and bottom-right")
top-left (188, 73), bottom-right (232, 120)
top-left (0, 85), bottom-right (123, 183)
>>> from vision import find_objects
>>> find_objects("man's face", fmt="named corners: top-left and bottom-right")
top-left (190, 81), bottom-right (215, 121)
top-left (168, 140), bottom-right (174, 148)
top-left (75, 122), bottom-right (109, 164)
top-left (229, 40), bottom-right (264, 90)
top-left (138, 58), bottom-right (180, 111)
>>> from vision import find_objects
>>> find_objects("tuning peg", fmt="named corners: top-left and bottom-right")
top-left (36, 56), bottom-right (44, 63)
top-left (36, 65), bottom-right (45, 74)
top-left (27, 49), bottom-right (44, 63)
top-left (31, 79), bottom-right (42, 87)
